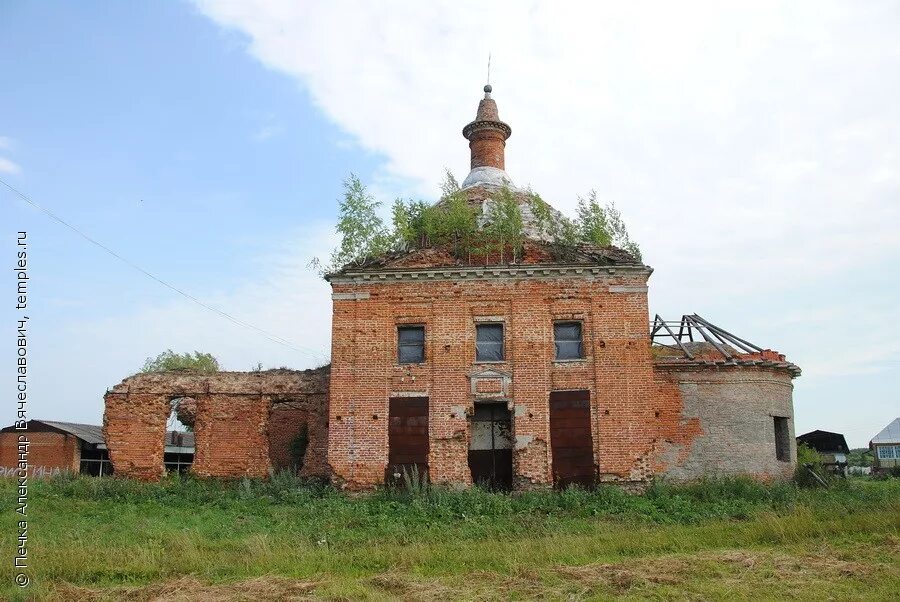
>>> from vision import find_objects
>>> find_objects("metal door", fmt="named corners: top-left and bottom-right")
top-left (386, 397), bottom-right (429, 486)
top-left (549, 390), bottom-right (595, 489)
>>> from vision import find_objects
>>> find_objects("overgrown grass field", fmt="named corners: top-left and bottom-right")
top-left (3, 474), bottom-right (899, 600)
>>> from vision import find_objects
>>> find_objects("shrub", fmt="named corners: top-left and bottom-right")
top-left (795, 443), bottom-right (829, 488)
top-left (289, 425), bottom-right (310, 472)
top-left (141, 350), bottom-right (219, 373)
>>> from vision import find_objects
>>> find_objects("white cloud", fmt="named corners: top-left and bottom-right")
top-left (190, 0), bottom-right (900, 446)
top-left (193, 0), bottom-right (900, 298)
top-left (0, 157), bottom-right (21, 174)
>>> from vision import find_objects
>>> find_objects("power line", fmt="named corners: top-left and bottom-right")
top-left (1, 177), bottom-right (329, 362)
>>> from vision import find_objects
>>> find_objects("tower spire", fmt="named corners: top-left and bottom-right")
top-left (462, 83), bottom-right (511, 171)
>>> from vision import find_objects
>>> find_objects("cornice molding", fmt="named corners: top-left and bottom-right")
top-left (328, 263), bottom-right (652, 284)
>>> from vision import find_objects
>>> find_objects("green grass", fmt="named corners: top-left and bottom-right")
top-left (3, 475), bottom-right (899, 600)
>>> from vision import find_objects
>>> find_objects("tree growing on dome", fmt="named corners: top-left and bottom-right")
top-left (576, 191), bottom-right (642, 260)
top-left (318, 171), bottom-right (643, 276)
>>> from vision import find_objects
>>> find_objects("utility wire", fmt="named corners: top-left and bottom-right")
top-left (1, 177), bottom-right (329, 362)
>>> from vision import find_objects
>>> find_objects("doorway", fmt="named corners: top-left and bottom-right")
top-left (468, 401), bottom-right (513, 490)
top-left (549, 390), bottom-right (595, 489)
top-left (386, 397), bottom-right (429, 487)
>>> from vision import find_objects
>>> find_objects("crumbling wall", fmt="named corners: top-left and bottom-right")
top-left (653, 364), bottom-right (796, 481)
top-left (268, 406), bottom-right (307, 473)
top-left (268, 367), bottom-right (329, 476)
top-left (103, 367), bottom-right (330, 481)
top-left (327, 271), bottom-right (659, 491)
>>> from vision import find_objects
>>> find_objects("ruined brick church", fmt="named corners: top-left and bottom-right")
top-left (103, 86), bottom-right (800, 490)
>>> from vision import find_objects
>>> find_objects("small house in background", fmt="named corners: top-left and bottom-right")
top-left (0, 419), bottom-right (197, 478)
top-left (0, 420), bottom-right (112, 477)
top-left (870, 418), bottom-right (900, 475)
top-left (796, 429), bottom-right (850, 475)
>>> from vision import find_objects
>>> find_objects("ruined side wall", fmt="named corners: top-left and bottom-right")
top-left (103, 368), bottom-right (330, 481)
top-left (653, 366), bottom-right (796, 481)
top-left (104, 392), bottom-right (169, 480)
top-left (268, 407), bottom-right (307, 472)
top-left (192, 394), bottom-right (270, 478)
top-left (268, 367), bottom-right (330, 477)
top-left (328, 273), bottom-right (666, 491)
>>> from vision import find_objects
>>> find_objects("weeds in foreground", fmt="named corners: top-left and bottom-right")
top-left (2, 476), bottom-right (897, 599)
top-left (29, 471), bottom-right (900, 527)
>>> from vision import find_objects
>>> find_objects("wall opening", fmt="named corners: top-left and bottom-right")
top-left (79, 447), bottom-right (113, 477)
top-left (549, 390), bottom-right (595, 489)
top-left (386, 397), bottom-right (429, 487)
top-left (269, 400), bottom-right (309, 474)
top-left (468, 401), bottom-right (513, 490)
top-left (774, 416), bottom-right (790, 462)
top-left (164, 398), bottom-right (195, 474)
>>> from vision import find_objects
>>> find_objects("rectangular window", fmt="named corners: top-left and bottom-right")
top-left (774, 417), bottom-right (790, 462)
top-left (397, 325), bottom-right (425, 364)
top-left (877, 445), bottom-right (896, 460)
top-left (476, 323), bottom-right (504, 362)
top-left (554, 321), bottom-right (584, 360)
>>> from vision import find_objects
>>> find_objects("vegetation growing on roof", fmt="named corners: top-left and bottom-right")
top-left (319, 172), bottom-right (642, 276)
top-left (140, 350), bottom-right (220, 373)
top-left (327, 174), bottom-right (393, 271)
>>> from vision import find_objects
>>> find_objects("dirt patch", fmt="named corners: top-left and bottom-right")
top-left (367, 572), bottom-right (460, 601)
top-left (557, 557), bottom-right (686, 592)
top-left (554, 547), bottom-right (874, 594)
top-left (50, 576), bottom-right (318, 602)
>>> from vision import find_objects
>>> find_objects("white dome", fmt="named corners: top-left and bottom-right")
top-left (461, 166), bottom-right (515, 190)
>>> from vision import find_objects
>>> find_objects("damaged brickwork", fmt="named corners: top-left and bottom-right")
top-left (98, 85), bottom-right (801, 491)
top-left (652, 356), bottom-right (799, 481)
top-left (327, 271), bottom-right (666, 491)
top-left (322, 85), bottom-right (800, 491)
top-left (103, 367), bottom-right (329, 481)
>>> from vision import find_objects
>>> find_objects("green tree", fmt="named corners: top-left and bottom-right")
top-left (605, 201), bottom-right (642, 260)
top-left (525, 190), bottom-right (578, 249)
top-left (484, 187), bottom-right (524, 263)
top-left (323, 173), bottom-right (644, 274)
top-left (847, 448), bottom-right (873, 467)
top-left (391, 198), bottom-right (414, 250)
top-left (576, 191), bottom-right (612, 247)
top-left (439, 168), bottom-right (461, 196)
top-left (439, 192), bottom-right (478, 259)
top-left (141, 350), bottom-right (219, 373)
top-left (328, 174), bottom-right (391, 271)
top-left (576, 191), bottom-right (642, 260)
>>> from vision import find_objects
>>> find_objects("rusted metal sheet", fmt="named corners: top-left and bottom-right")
top-left (549, 390), bottom-right (595, 489)
top-left (468, 402), bottom-right (513, 490)
top-left (386, 397), bottom-right (429, 485)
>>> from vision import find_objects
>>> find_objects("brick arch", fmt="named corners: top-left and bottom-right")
top-left (103, 367), bottom-right (330, 481)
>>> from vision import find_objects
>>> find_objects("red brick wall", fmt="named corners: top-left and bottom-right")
top-left (327, 274), bottom-right (675, 490)
top-left (192, 394), bottom-right (270, 478)
top-left (469, 129), bottom-right (506, 170)
top-left (104, 392), bottom-right (169, 481)
top-left (103, 369), bottom-right (330, 481)
top-left (269, 406), bottom-right (308, 473)
top-left (0, 431), bottom-right (79, 476)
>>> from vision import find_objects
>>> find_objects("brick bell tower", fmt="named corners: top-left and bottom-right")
top-left (326, 82), bottom-right (661, 493)
top-left (462, 84), bottom-right (512, 170)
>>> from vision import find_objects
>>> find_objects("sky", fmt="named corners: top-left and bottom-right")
top-left (1, 1), bottom-right (898, 447)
